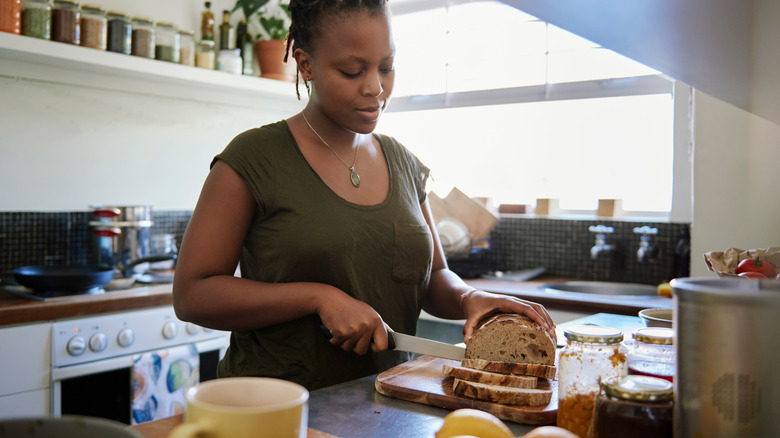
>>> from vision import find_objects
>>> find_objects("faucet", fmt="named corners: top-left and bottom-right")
top-left (589, 225), bottom-right (615, 260)
top-left (634, 226), bottom-right (659, 263)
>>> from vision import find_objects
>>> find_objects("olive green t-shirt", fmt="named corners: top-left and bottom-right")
top-left (213, 120), bottom-right (433, 390)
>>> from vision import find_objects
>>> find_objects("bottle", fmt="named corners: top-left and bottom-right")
top-left (236, 17), bottom-right (253, 75)
top-left (624, 327), bottom-right (675, 382)
top-left (218, 9), bottom-right (232, 50)
top-left (592, 375), bottom-right (674, 438)
top-left (200, 1), bottom-right (213, 41)
top-left (21, 0), bottom-right (51, 40)
top-left (0, 0), bottom-right (21, 34)
top-left (557, 325), bottom-right (627, 438)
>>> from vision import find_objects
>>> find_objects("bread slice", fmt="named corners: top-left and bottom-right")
top-left (465, 314), bottom-right (556, 366)
top-left (452, 378), bottom-right (552, 406)
top-left (442, 364), bottom-right (538, 389)
top-left (462, 358), bottom-right (557, 380)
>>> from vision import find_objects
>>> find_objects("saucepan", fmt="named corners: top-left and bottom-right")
top-left (10, 265), bottom-right (115, 292)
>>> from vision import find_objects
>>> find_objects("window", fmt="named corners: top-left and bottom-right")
top-left (381, 0), bottom-right (675, 214)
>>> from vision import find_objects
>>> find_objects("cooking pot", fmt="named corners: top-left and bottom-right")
top-left (11, 265), bottom-right (115, 292)
top-left (671, 277), bottom-right (780, 437)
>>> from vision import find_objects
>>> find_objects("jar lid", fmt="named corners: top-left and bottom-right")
top-left (633, 327), bottom-right (674, 345)
top-left (107, 11), bottom-right (129, 18)
top-left (131, 17), bottom-right (154, 25)
top-left (156, 21), bottom-right (177, 29)
top-left (81, 4), bottom-right (104, 12)
top-left (178, 29), bottom-right (194, 36)
top-left (564, 324), bottom-right (623, 344)
top-left (54, 0), bottom-right (79, 6)
top-left (198, 40), bottom-right (215, 48)
top-left (602, 375), bottom-right (674, 401)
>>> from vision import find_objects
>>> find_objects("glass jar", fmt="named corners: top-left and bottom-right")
top-left (195, 39), bottom-right (215, 70)
top-left (154, 21), bottom-right (178, 63)
top-left (217, 48), bottom-right (241, 74)
top-left (557, 325), bottom-right (627, 438)
top-left (130, 17), bottom-right (154, 58)
top-left (0, 0), bottom-right (21, 34)
top-left (178, 29), bottom-right (194, 66)
top-left (21, 0), bottom-right (50, 39)
top-left (79, 4), bottom-right (105, 49)
top-left (106, 11), bottom-right (130, 54)
top-left (51, 0), bottom-right (79, 44)
top-left (624, 327), bottom-right (675, 382)
top-left (593, 375), bottom-right (674, 438)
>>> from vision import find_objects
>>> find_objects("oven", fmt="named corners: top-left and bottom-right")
top-left (50, 305), bottom-right (229, 425)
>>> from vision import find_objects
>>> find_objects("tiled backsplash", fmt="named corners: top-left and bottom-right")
top-left (1, 211), bottom-right (689, 285)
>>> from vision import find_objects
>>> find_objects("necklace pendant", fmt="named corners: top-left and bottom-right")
top-left (349, 167), bottom-right (361, 188)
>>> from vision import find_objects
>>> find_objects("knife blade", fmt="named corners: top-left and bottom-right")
top-left (318, 324), bottom-right (465, 361)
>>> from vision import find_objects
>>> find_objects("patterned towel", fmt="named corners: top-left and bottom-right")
top-left (131, 343), bottom-right (200, 425)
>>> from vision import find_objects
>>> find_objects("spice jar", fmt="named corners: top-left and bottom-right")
top-left (557, 325), bottom-right (627, 438)
top-left (79, 4), bottom-right (105, 49)
top-left (195, 39), bottom-right (215, 69)
top-left (21, 0), bottom-right (50, 39)
top-left (51, 0), bottom-right (79, 44)
top-left (154, 21), bottom-right (178, 63)
top-left (593, 375), bottom-right (674, 438)
top-left (106, 10), bottom-right (130, 54)
top-left (624, 327), bottom-right (675, 382)
top-left (0, 0), bottom-right (21, 34)
top-left (130, 17), bottom-right (154, 58)
top-left (178, 29), bottom-right (194, 66)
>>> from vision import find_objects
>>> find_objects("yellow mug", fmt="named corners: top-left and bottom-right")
top-left (169, 377), bottom-right (309, 438)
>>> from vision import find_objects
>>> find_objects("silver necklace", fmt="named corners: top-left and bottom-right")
top-left (302, 112), bottom-right (361, 188)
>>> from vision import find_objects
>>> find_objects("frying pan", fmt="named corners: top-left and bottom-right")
top-left (11, 265), bottom-right (115, 292)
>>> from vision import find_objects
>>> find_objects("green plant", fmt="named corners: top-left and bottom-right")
top-left (233, 0), bottom-right (291, 41)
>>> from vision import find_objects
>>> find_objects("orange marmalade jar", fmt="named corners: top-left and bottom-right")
top-left (557, 325), bottom-right (627, 438)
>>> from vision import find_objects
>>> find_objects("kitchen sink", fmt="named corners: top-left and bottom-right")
top-left (542, 281), bottom-right (658, 297)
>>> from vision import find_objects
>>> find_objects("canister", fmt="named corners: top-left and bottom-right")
top-left (21, 0), bottom-right (49, 39)
top-left (154, 21), bottom-right (178, 63)
top-left (130, 16), bottom-right (154, 58)
top-left (0, 0), bottom-right (21, 34)
top-left (624, 327), bottom-right (674, 382)
top-left (178, 29), bottom-right (194, 66)
top-left (79, 4), bottom-right (105, 49)
top-left (195, 39), bottom-right (215, 69)
top-left (51, 0), bottom-right (79, 44)
top-left (217, 48), bottom-right (241, 74)
top-left (106, 10), bottom-right (130, 54)
top-left (557, 324), bottom-right (627, 438)
top-left (592, 375), bottom-right (673, 438)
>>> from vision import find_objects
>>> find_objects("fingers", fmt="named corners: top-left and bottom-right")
top-left (460, 290), bottom-right (558, 344)
top-left (325, 315), bottom-right (388, 355)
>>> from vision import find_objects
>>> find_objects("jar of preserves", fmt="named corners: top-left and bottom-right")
top-left (0, 0), bottom-right (21, 34)
top-left (79, 4), bottom-right (105, 49)
top-left (21, 0), bottom-right (50, 39)
top-left (195, 39), bottom-right (215, 69)
top-left (624, 327), bottom-right (675, 382)
top-left (558, 325), bottom-right (627, 438)
top-left (593, 375), bottom-right (673, 438)
top-left (106, 11), bottom-right (130, 54)
top-left (51, 0), bottom-right (79, 44)
top-left (154, 21), bottom-right (178, 63)
top-left (130, 17), bottom-right (154, 58)
top-left (178, 29), bottom-right (194, 66)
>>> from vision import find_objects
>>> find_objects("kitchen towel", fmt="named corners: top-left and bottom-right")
top-left (131, 343), bottom-right (200, 425)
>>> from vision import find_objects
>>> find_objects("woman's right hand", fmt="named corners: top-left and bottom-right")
top-left (316, 288), bottom-right (389, 356)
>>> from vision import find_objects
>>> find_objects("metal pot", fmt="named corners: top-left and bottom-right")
top-left (671, 277), bottom-right (780, 438)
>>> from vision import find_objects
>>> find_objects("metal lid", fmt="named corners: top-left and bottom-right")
top-left (633, 327), bottom-right (674, 345)
top-left (602, 375), bottom-right (674, 401)
top-left (107, 11), bottom-right (129, 19)
top-left (53, 0), bottom-right (79, 7)
top-left (156, 21), bottom-right (177, 29)
top-left (81, 4), bottom-right (104, 12)
top-left (564, 324), bottom-right (623, 344)
top-left (131, 17), bottom-right (154, 25)
top-left (178, 29), bottom-right (194, 36)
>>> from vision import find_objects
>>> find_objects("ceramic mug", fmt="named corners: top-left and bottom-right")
top-left (169, 377), bottom-right (309, 438)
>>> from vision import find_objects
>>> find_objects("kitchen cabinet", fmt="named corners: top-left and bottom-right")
top-left (0, 322), bottom-right (51, 419)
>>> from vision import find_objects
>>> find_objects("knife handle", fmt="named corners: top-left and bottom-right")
top-left (318, 323), bottom-right (396, 350)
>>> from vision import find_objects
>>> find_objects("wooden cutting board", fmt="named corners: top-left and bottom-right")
top-left (375, 355), bottom-right (557, 425)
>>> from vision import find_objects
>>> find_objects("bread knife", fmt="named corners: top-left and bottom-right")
top-left (319, 324), bottom-right (465, 361)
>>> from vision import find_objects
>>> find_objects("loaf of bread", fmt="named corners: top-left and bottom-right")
top-left (465, 314), bottom-right (556, 366)
top-left (452, 378), bottom-right (553, 406)
top-left (461, 358), bottom-right (557, 380)
top-left (442, 364), bottom-right (538, 389)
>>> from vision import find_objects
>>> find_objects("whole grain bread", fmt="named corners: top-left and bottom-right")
top-left (452, 378), bottom-right (552, 406)
top-left (462, 358), bottom-right (557, 380)
top-left (465, 313), bottom-right (556, 366)
top-left (442, 364), bottom-right (538, 389)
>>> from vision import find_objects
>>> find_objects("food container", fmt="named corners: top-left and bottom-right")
top-left (154, 21), bottom-right (178, 63)
top-left (672, 277), bottom-right (780, 438)
top-left (195, 39), bottom-right (215, 69)
top-left (178, 29), bottom-right (194, 65)
top-left (21, 0), bottom-right (49, 39)
top-left (217, 48), bottom-right (241, 74)
top-left (79, 4), bottom-right (105, 49)
top-left (557, 325), bottom-right (627, 438)
top-left (592, 375), bottom-right (673, 438)
top-left (624, 327), bottom-right (674, 382)
top-left (106, 10), bottom-right (130, 54)
top-left (130, 16), bottom-right (154, 58)
top-left (51, 0), bottom-right (79, 44)
top-left (638, 307), bottom-right (672, 327)
top-left (0, 0), bottom-right (21, 34)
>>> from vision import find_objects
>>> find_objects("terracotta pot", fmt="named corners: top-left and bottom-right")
top-left (253, 39), bottom-right (292, 81)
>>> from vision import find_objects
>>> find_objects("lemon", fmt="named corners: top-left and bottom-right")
top-left (522, 426), bottom-right (579, 438)
top-left (657, 282), bottom-right (672, 298)
top-left (436, 408), bottom-right (514, 438)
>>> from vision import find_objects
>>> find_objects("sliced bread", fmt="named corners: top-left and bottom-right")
top-left (452, 378), bottom-right (552, 406)
top-left (465, 313), bottom-right (556, 366)
top-left (442, 364), bottom-right (538, 389)
top-left (462, 358), bottom-right (557, 380)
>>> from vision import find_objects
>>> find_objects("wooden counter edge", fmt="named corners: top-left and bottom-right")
top-left (130, 414), bottom-right (340, 438)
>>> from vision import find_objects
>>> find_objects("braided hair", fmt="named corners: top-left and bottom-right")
top-left (285, 0), bottom-right (390, 99)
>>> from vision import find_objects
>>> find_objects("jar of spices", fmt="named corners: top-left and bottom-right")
top-left (178, 29), bottom-right (194, 66)
top-left (593, 375), bottom-right (674, 438)
top-left (624, 327), bottom-right (675, 382)
top-left (79, 4), bottom-right (105, 49)
top-left (0, 0), bottom-right (21, 34)
top-left (51, 0), bottom-right (79, 44)
top-left (106, 11), bottom-right (130, 54)
top-left (21, 0), bottom-right (50, 39)
top-left (130, 17), bottom-right (154, 58)
top-left (195, 39), bottom-right (215, 70)
top-left (557, 325), bottom-right (627, 438)
top-left (154, 21), bottom-right (178, 63)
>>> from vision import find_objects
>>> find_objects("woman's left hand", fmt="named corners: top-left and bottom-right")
top-left (460, 290), bottom-right (557, 343)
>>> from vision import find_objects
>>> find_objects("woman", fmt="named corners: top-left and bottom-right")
top-left (173, 0), bottom-right (556, 391)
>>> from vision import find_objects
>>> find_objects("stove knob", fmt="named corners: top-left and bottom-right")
top-left (117, 328), bottom-right (135, 347)
top-left (162, 321), bottom-right (178, 340)
top-left (67, 336), bottom-right (87, 356)
top-left (89, 332), bottom-right (108, 352)
top-left (186, 323), bottom-right (200, 335)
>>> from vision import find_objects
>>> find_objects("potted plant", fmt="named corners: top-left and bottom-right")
top-left (232, 0), bottom-right (293, 81)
